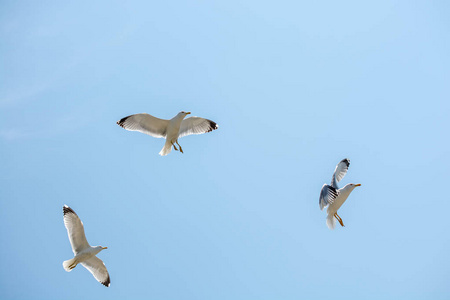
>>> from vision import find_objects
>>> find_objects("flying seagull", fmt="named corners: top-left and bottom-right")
top-left (319, 158), bottom-right (361, 229)
top-left (117, 111), bottom-right (219, 156)
top-left (62, 205), bottom-right (110, 287)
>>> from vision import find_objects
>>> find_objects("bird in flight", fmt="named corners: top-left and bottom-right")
top-left (319, 159), bottom-right (361, 229)
top-left (117, 111), bottom-right (219, 156)
top-left (62, 205), bottom-right (110, 287)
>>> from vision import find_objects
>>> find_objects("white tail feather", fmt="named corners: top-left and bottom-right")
top-left (63, 258), bottom-right (77, 272)
top-left (326, 214), bottom-right (336, 230)
top-left (159, 142), bottom-right (172, 156)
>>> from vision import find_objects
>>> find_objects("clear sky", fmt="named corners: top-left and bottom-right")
top-left (1, 1), bottom-right (449, 299)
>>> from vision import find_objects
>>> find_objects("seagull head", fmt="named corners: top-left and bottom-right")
top-left (342, 183), bottom-right (361, 193)
top-left (94, 246), bottom-right (108, 252)
top-left (176, 111), bottom-right (191, 119)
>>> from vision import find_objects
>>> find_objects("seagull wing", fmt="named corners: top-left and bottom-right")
top-left (331, 158), bottom-right (350, 189)
top-left (319, 184), bottom-right (338, 210)
top-left (117, 113), bottom-right (169, 138)
top-left (81, 256), bottom-right (111, 287)
top-left (63, 205), bottom-right (90, 255)
top-left (178, 117), bottom-right (218, 138)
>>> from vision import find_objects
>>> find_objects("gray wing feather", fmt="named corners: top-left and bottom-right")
top-left (63, 206), bottom-right (90, 255)
top-left (81, 256), bottom-right (110, 287)
top-left (331, 158), bottom-right (350, 189)
top-left (117, 113), bottom-right (169, 138)
top-left (178, 117), bottom-right (218, 138)
top-left (319, 184), bottom-right (338, 210)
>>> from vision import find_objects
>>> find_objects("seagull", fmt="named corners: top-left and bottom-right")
top-left (62, 205), bottom-right (110, 287)
top-left (319, 159), bottom-right (361, 229)
top-left (117, 111), bottom-right (219, 156)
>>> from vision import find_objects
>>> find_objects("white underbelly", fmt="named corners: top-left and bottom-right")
top-left (166, 124), bottom-right (181, 142)
top-left (327, 193), bottom-right (349, 214)
top-left (74, 250), bottom-right (95, 263)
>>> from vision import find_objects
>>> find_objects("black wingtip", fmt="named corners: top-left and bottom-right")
top-left (63, 205), bottom-right (76, 216)
top-left (329, 185), bottom-right (338, 194)
top-left (207, 120), bottom-right (219, 133)
top-left (323, 184), bottom-right (337, 194)
top-left (341, 158), bottom-right (350, 167)
top-left (102, 276), bottom-right (111, 287)
top-left (117, 116), bottom-right (130, 128)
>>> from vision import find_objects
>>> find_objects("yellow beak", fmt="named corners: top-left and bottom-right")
top-left (355, 184), bottom-right (361, 187)
top-left (186, 112), bottom-right (191, 114)
top-left (102, 247), bottom-right (108, 250)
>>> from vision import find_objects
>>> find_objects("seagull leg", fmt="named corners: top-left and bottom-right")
top-left (334, 213), bottom-right (340, 223)
top-left (176, 140), bottom-right (183, 153)
top-left (337, 215), bottom-right (344, 227)
top-left (334, 213), bottom-right (345, 227)
top-left (334, 213), bottom-right (339, 224)
top-left (171, 141), bottom-right (178, 151)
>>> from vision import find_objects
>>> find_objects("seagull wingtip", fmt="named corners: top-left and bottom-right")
top-left (63, 205), bottom-right (76, 215)
top-left (208, 120), bottom-right (219, 131)
top-left (102, 277), bottom-right (111, 287)
top-left (116, 116), bottom-right (131, 128)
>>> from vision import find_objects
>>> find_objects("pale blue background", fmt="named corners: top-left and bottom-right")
top-left (1, 1), bottom-right (449, 299)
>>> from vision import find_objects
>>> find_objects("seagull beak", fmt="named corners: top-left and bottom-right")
top-left (186, 112), bottom-right (191, 114)
top-left (355, 184), bottom-right (361, 187)
top-left (102, 247), bottom-right (108, 250)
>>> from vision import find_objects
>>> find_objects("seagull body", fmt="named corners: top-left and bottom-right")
top-left (117, 111), bottom-right (219, 156)
top-left (62, 205), bottom-right (110, 287)
top-left (319, 159), bottom-right (361, 229)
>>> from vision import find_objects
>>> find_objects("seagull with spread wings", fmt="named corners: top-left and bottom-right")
top-left (62, 205), bottom-right (110, 287)
top-left (117, 111), bottom-right (219, 156)
top-left (319, 159), bottom-right (361, 229)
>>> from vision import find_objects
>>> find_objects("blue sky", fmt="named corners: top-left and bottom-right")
top-left (1, 1), bottom-right (449, 299)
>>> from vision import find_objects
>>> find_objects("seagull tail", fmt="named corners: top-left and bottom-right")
top-left (159, 142), bottom-right (172, 156)
top-left (63, 258), bottom-right (78, 272)
top-left (326, 214), bottom-right (336, 230)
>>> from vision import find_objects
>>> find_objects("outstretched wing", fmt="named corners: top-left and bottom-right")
top-left (63, 205), bottom-right (90, 255)
top-left (81, 256), bottom-right (110, 287)
top-left (319, 184), bottom-right (338, 210)
top-left (331, 158), bottom-right (350, 189)
top-left (117, 113), bottom-right (169, 138)
top-left (178, 117), bottom-right (218, 138)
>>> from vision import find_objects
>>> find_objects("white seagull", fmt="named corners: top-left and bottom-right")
top-left (319, 159), bottom-right (361, 229)
top-left (117, 111), bottom-right (219, 156)
top-left (62, 205), bottom-right (110, 287)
